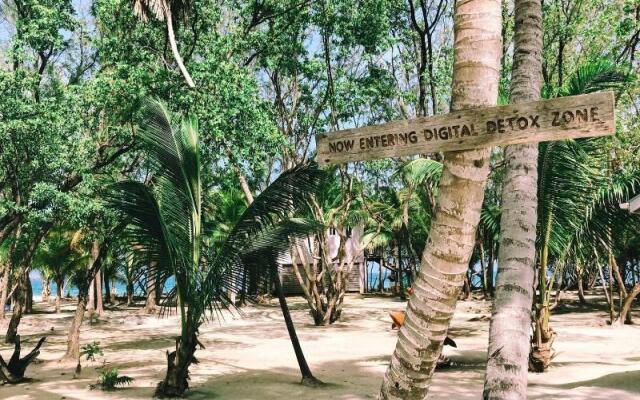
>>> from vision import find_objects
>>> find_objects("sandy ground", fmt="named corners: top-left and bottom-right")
top-left (1, 292), bottom-right (639, 399)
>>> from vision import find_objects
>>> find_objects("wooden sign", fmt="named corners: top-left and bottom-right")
top-left (316, 91), bottom-right (615, 166)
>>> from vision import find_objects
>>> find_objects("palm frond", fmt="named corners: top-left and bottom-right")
top-left (201, 162), bottom-right (323, 312)
top-left (561, 59), bottom-right (634, 97)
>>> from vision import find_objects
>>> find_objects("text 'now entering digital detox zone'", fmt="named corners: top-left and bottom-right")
top-left (315, 91), bottom-right (615, 166)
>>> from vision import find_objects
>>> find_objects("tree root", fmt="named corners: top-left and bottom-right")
top-left (0, 335), bottom-right (46, 384)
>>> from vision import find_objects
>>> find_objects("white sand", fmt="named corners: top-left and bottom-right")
top-left (1, 293), bottom-right (638, 399)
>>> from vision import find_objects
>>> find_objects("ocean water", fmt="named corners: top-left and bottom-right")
top-left (28, 270), bottom-right (174, 301)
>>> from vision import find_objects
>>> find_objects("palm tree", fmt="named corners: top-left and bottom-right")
top-left (132, 0), bottom-right (195, 88)
top-left (529, 59), bottom-right (634, 371)
top-left (33, 230), bottom-right (88, 313)
top-left (379, 1), bottom-right (503, 397)
top-left (484, 0), bottom-right (542, 397)
top-left (361, 159), bottom-right (442, 294)
top-left (107, 100), bottom-right (322, 397)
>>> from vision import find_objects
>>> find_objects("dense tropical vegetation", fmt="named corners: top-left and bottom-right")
top-left (0, 0), bottom-right (639, 398)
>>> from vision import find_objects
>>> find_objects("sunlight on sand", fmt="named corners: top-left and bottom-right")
top-left (1, 293), bottom-right (638, 399)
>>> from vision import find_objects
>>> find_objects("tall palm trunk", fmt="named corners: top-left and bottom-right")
top-left (379, 2), bottom-right (502, 398)
top-left (144, 263), bottom-right (158, 314)
top-left (273, 269), bottom-right (321, 386)
top-left (55, 278), bottom-right (63, 313)
top-left (162, 1), bottom-right (195, 88)
top-left (483, 0), bottom-right (542, 398)
top-left (576, 262), bottom-right (587, 304)
top-left (41, 276), bottom-right (51, 303)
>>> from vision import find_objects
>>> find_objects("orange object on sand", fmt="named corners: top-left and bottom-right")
top-left (389, 310), bottom-right (405, 329)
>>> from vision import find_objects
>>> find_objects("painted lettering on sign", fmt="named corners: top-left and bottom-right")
top-left (316, 92), bottom-right (615, 166)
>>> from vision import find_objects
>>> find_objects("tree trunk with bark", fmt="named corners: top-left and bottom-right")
top-left (94, 273), bottom-right (104, 316)
top-left (64, 240), bottom-right (105, 361)
top-left (87, 278), bottom-right (95, 315)
top-left (0, 263), bottom-right (10, 319)
top-left (614, 283), bottom-right (640, 326)
top-left (64, 288), bottom-right (88, 361)
top-left (41, 276), bottom-right (51, 303)
top-left (6, 272), bottom-right (27, 344)
top-left (155, 310), bottom-right (199, 398)
top-left (273, 268), bottom-right (322, 386)
top-left (576, 263), bottom-right (587, 304)
top-left (127, 281), bottom-right (135, 306)
top-left (379, 2), bottom-right (502, 398)
top-left (291, 228), bottom-right (355, 326)
top-left (483, 2), bottom-right (542, 393)
top-left (5, 226), bottom-right (49, 343)
top-left (161, 0), bottom-right (195, 88)
top-left (0, 335), bottom-right (46, 384)
top-left (144, 263), bottom-right (158, 314)
top-left (55, 278), bottom-right (63, 313)
top-left (104, 272), bottom-right (111, 305)
top-left (25, 276), bottom-right (33, 314)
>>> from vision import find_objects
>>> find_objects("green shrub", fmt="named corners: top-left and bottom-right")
top-left (90, 368), bottom-right (134, 391)
top-left (80, 341), bottom-right (103, 362)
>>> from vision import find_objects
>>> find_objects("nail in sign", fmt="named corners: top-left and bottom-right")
top-left (316, 91), bottom-right (615, 166)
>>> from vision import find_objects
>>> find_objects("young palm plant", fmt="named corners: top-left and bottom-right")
top-left (33, 229), bottom-right (88, 313)
top-left (531, 59), bottom-right (635, 371)
top-left (106, 100), bottom-right (322, 397)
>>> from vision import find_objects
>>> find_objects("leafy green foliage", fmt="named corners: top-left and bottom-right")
top-left (80, 341), bottom-right (104, 362)
top-left (106, 100), bottom-right (322, 332)
top-left (91, 368), bottom-right (134, 391)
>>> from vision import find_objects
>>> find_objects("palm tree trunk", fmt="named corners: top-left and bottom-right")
top-left (94, 273), bottom-right (104, 316)
top-left (597, 259), bottom-right (612, 305)
top-left (155, 312), bottom-right (198, 397)
top-left (379, 2), bottom-right (502, 398)
top-left (162, 0), bottom-right (195, 88)
top-left (484, 1), bottom-right (542, 394)
top-left (273, 268), bottom-right (322, 386)
top-left (145, 263), bottom-right (158, 314)
top-left (127, 281), bottom-right (134, 306)
top-left (55, 278), bottom-right (63, 313)
top-left (41, 276), bottom-right (51, 303)
top-left (576, 262), bottom-right (587, 304)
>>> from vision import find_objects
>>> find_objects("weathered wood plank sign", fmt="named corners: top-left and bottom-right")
top-left (316, 91), bottom-right (615, 166)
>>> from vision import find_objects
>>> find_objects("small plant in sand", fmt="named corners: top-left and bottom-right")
top-left (76, 341), bottom-right (104, 376)
top-left (90, 368), bottom-right (134, 391)
top-left (80, 342), bottom-right (104, 362)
